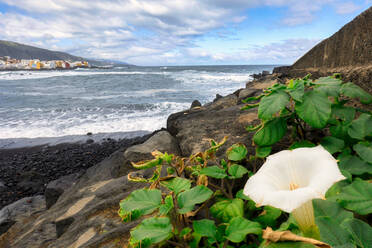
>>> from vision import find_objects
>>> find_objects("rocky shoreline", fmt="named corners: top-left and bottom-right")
top-left (0, 72), bottom-right (279, 247)
top-left (0, 133), bottom-right (152, 210)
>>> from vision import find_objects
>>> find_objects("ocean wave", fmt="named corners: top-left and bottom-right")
top-left (0, 70), bottom-right (164, 81)
top-left (0, 101), bottom-right (189, 139)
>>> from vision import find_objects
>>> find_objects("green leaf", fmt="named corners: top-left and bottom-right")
top-left (242, 94), bottom-right (264, 103)
top-left (353, 142), bottom-right (372, 163)
top-left (166, 167), bottom-right (175, 175)
top-left (177, 185), bottom-right (213, 214)
top-left (225, 216), bottom-right (262, 243)
top-left (236, 189), bottom-right (251, 201)
top-left (325, 180), bottom-right (351, 199)
top-left (119, 189), bottom-right (162, 222)
top-left (258, 90), bottom-right (290, 120)
top-left (130, 157), bottom-right (162, 169)
top-left (159, 195), bottom-right (174, 215)
top-left (130, 217), bottom-right (172, 245)
top-left (341, 82), bottom-right (372, 104)
top-left (332, 105), bottom-right (356, 124)
top-left (228, 164), bottom-right (249, 179)
top-left (226, 143), bottom-right (248, 161)
top-left (342, 218), bottom-right (372, 248)
top-left (313, 199), bottom-right (353, 225)
top-left (287, 79), bottom-right (305, 102)
top-left (241, 103), bottom-right (259, 110)
top-left (330, 120), bottom-right (351, 139)
top-left (255, 146), bottom-right (272, 158)
top-left (315, 216), bottom-right (353, 247)
top-left (193, 219), bottom-right (217, 239)
top-left (288, 140), bottom-right (316, 150)
top-left (246, 123), bottom-right (262, 132)
top-left (200, 165), bottom-right (227, 179)
top-left (278, 214), bottom-right (299, 231)
top-left (253, 118), bottom-right (287, 146)
top-left (180, 227), bottom-right (192, 238)
top-left (254, 206), bottom-right (282, 227)
top-left (336, 180), bottom-right (372, 215)
top-left (348, 113), bottom-right (372, 140)
top-left (339, 155), bottom-right (372, 175)
top-left (320, 136), bottom-right (344, 154)
top-left (313, 76), bottom-right (342, 97)
top-left (295, 90), bottom-right (332, 128)
top-left (220, 159), bottom-right (228, 170)
top-left (210, 198), bottom-right (244, 223)
top-left (160, 177), bottom-right (191, 195)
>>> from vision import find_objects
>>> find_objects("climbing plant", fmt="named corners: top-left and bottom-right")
top-left (118, 74), bottom-right (372, 247)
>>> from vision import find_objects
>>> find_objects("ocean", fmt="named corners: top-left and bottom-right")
top-left (0, 65), bottom-right (275, 148)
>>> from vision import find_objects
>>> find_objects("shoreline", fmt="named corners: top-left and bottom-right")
top-left (0, 130), bottom-right (155, 209)
top-left (0, 130), bottom-right (151, 149)
top-left (0, 66), bottom-right (114, 72)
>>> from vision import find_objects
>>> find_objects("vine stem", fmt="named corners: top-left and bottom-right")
top-left (209, 182), bottom-right (231, 199)
top-left (223, 239), bottom-right (229, 248)
top-left (225, 179), bottom-right (234, 199)
top-left (166, 240), bottom-right (184, 247)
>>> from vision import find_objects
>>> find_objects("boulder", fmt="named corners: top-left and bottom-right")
top-left (190, 100), bottom-right (202, 109)
top-left (213, 93), bottom-right (223, 102)
top-left (168, 93), bottom-right (259, 156)
top-left (124, 130), bottom-right (181, 163)
top-left (0, 130), bottom-right (181, 248)
top-left (45, 172), bottom-right (83, 209)
top-left (0, 195), bottom-right (45, 236)
top-left (238, 88), bottom-right (261, 103)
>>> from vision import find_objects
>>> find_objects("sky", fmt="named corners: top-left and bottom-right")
top-left (0, 0), bottom-right (370, 66)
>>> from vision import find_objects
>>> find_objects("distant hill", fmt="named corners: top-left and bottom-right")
top-left (0, 40), bottom-right (129, 66)
top-left (274, 6), bottom-right (372, 93)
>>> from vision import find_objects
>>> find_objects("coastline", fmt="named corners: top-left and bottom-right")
top-left (0, 130), bottom-right (154, 209)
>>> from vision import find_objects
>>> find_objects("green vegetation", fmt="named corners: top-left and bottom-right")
top-left (119, 74), bottom-right (372, 247)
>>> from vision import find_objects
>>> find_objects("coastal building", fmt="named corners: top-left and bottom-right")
top-left (0, 56), bottom-right (90, 70)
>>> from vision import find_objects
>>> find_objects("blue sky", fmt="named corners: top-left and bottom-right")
top-left (0, 0), bottom-right (370, 66)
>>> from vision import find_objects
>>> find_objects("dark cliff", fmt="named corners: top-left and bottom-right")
top-left (274, 7), bottom-right (372, 93)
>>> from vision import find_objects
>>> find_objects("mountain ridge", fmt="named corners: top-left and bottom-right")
top-left (0, 40), bottom-right (129, 66)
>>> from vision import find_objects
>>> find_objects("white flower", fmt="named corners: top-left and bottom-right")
top-left (243, 145), bottom-right (345, 235)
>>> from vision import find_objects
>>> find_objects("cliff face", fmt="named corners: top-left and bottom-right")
top-left (293, 7), bottom-right (371, 69)
top-left (274, 7), bottom-right (372, 93)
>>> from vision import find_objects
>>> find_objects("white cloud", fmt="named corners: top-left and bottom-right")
top-left (0, 0), bottom-right (363, 64)
top-left (334, 2), bottom-right (361, 14)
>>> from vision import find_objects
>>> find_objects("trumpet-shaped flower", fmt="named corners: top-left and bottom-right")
top-left (243, 145), bottom-right (345, 236)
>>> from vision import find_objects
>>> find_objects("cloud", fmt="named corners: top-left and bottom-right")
top-left (334, 2), bottom-right (361, 14)
top-left (0, 0), bottom-right (364, 64)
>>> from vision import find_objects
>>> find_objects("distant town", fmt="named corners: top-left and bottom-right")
top-left (0, 56), bottom-right (90, 70)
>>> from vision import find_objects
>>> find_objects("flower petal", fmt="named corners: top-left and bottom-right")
top-left (243, 145), bottom-right (345, 212)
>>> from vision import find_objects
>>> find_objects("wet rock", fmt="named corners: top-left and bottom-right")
top-left (86, 139), bottom-right (94, 144)
top-left (213, 93), bottom-right (223, 102)
top-left (190, 100), bottom-right (201, 108)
